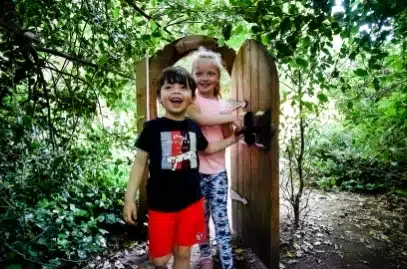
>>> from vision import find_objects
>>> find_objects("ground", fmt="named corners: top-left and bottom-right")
top-left (83, 190), bottom-right (407, 269)
top-left (279, 191), bottom-right (407, 269)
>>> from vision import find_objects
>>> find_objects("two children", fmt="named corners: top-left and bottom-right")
top-left (123, 49), bottom-right (238, 269)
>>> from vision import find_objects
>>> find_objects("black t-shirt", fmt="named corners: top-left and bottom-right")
top-left (135, 117), bottom-right (209, 212)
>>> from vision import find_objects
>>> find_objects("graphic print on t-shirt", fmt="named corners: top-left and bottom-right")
top-left (160, 131), bottom-right (197, 171)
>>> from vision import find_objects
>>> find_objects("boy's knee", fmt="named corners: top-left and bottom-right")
top-left (151, 254), bottom-right (171, 267)
top-left (174, 245), bottom-right (192, 258)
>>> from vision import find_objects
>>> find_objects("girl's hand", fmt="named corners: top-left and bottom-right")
top-left (232, 127), bottom-right (244, 142)
top-left (123, 200), bottom-right (137, 225)
top-left (232, 117), bottom-right (242, 129)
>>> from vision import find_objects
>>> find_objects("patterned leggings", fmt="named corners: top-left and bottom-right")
top-left (199, 170), bottom-right (234, 269)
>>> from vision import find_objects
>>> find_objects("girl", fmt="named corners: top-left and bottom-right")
top-left (186, 47), bottom-right (236, 269)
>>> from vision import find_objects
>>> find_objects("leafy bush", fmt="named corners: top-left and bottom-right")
top-left (308, 125), bottom-right (406, 193)
top-left (0, 137), bottom-right (131, 267)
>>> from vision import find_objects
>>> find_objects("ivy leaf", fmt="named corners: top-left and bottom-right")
top-left (251, 25), bottom-right (262, 34)
top-left (303, 36), bottom-right (311, 47)
top-left (113, 7), bottom-right (120, 19)
top-left (296, 58), bottom-right (308, 68)
top-left (280, 18), bottom-right (292, 34)
top-left (289, 4), bottom-right (299, 14)
top-left (317, 93), bottom-right (328, 103)
top-left (222, 24), bottom-right (232, 41)
top-left (373, 77), bottom-right (380, 91)
top-left (303, 101), bottom-right (314, 111)
top-left (354, 69), bottom-right (368, 77)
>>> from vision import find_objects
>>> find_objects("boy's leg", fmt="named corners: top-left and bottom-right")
top-left (173, 245), bottom-right (192, 269)
top-left (199, 173), bottom-right (213, 262)
top-left (210, 171), bottom-right (234, 269)
top-left (175, 199), bottom-right (206, 269)
top-left (148, 209), bottom-right (176, 268)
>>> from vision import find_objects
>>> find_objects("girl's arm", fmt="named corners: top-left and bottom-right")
top-left (221, 123), bottom-right (233, 138)
top-left (186, 103), bottom-right (238, 126)
top-left (204, 135), bottom-right (237, 154)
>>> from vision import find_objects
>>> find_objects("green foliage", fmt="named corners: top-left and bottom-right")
top-left (308, 125), bottom-right (404, 193)
top-left (1, 0), bottom-right (407, 265)
top-left (0, 120), bottom-right (134, 265)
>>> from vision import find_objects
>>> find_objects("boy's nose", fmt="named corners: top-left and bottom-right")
top-left (172, 86), bottom-right (183, 92)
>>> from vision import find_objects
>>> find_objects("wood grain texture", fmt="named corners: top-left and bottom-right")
top-left (135, 59), bottom-right (149, 223)
top-left (230, 39), bottom-right (280, 269)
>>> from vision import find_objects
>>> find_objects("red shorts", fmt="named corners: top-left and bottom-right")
top-left (148, 199), bottom-right (206, 258)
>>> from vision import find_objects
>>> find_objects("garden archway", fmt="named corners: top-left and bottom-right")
top-left (135, 35), bottom-right (280, 269)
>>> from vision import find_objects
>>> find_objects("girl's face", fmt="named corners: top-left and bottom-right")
top-left (193, 59), bottom-right (220, 96)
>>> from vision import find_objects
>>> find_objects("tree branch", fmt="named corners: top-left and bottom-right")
top-left (35, 46), bottom-right (134, 80)
top-left (124, 0), bottom-right (172, 35)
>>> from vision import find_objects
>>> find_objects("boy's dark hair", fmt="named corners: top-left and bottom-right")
top-left (156, 66), bottom-right (197, 98)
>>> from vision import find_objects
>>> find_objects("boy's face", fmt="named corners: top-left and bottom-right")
top-left (159, 82), bottom-right (193, 117)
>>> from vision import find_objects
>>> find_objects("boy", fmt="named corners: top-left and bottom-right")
top-left (123, 66), bottom-right (240, 269)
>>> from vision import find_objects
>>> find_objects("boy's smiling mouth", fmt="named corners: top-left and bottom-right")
top-left (170, 96), bottom-right (183, 104)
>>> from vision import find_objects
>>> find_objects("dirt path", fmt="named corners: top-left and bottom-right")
top-left (279, 191), bottom-right (407, 269)
top-left (83, 190), bottom-right (406, 269)
top-left (84, 189), bottom-right (407, 269)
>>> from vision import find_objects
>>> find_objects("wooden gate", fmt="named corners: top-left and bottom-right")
top-left (135, 36), bottom-right (279, 269)
top-left (230, 40), bottom-right (280, 268)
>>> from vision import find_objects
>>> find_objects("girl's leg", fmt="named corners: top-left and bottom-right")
top-left (209, 171), bottom-right (234, 269)
top-left (198, 173), bottom-right (213, 261)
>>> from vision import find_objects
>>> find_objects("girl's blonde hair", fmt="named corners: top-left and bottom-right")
top-left (191, 46), bottom-right (223, 97)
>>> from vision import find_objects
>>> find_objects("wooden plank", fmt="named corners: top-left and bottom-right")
top-left (248, 41), bottom-right (260, 251)
top-left (258, 43), bottom-right (272, 265)
top-left (148, 59), bottom-right (159, 120)
top-left (268, 46), bottom-right (280, 269)
top-left (230, 59), bottom-right (239, 235)
top-left (242, 42), bottom-right (251, 243)
top-left (236, 48), bottom-right (243, 237)
top-left (231, 39), bottom-right (280, 268)
top-left (135, 58), bottom-right (148, 223)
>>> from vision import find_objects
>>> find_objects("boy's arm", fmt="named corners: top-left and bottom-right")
top-left (187, 103), bottom-right (239, 126)
top-left (123, 150), bottom-right (149, 224)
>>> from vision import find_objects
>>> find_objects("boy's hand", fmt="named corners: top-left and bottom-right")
top-left (123, 201), bottom-right (138, 225)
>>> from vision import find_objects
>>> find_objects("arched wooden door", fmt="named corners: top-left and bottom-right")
top-left (230, 39), bottom-right (280, 268)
